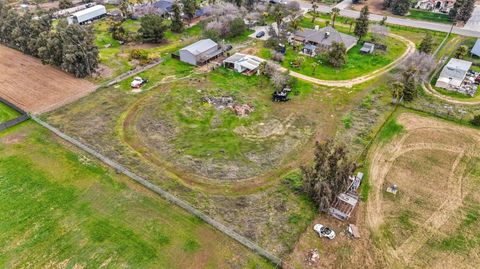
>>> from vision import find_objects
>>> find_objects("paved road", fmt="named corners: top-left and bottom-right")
top-left (297, 1), bottom-right (480, 38)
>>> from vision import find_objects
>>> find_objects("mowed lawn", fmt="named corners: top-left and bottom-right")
top-left (0, 122), bottom-right (273, 269)
top-left (0, 102), bottom-right (19, 122)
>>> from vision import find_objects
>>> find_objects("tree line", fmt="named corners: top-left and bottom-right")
top-left (0, 1), bottom-right (98, 78)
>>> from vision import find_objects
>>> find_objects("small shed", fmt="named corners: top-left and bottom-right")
top-left (360, 42), bottom-right (375, 54)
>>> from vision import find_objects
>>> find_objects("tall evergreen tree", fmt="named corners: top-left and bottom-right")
top-left (301, 140), bottom-right (357, 212)
top-left (418, 33), bottom-right (434, 54)
top-left (456, 0), bottom-right (475, 23)
top-left (354, 6), bottom-right (369, 40)
top-left (391, 0), bottom-right (409, 15)
top-left (328, 41), bottom-right (347, 68)
top-left (58, 24), bottom-right (99, 78)
top-left (181, 0), bottom-right (197, 24)
top-left (402, 66), bottom-right (417, 101)
top-left (449, 0), bottom-right (465, 20)
top-left (139, 14), bottom-right (168, 43)
top-left (170, 2), bottom-right (184, 33)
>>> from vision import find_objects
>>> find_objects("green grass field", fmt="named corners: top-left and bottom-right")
top-left (0, 122), bottom-right (273, 269)
top-left (0, 102), bottom-right (20, 123)
top-left (406, 9), bottom-right (452, 24)
top-left (259, 35), bottom-right (406, 81)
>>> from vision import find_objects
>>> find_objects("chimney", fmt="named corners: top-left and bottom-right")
top-left (325, 32), bottom-right (330, 38)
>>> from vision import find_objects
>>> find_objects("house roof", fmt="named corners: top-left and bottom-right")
top-left (294, 26), bottom-right (358, 49)
top-left (153, 0), bottom-right (173, 11)
top-left (180, 39), bottom-right (218, 56)
top-left (472, 39), bottom-right (480, 57)
top-left (438, 58), bottom-right (472, 87)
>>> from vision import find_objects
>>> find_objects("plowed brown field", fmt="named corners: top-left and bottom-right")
top-left (0, 45), bottom-right (96, 114)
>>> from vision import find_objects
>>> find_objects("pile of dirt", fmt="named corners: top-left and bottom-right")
top-left (305, 249), bottom-right (320, 266)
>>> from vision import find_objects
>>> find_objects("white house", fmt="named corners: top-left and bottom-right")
top-left (223, 53), bottom-right (265, 75)
top-left (179, 39), bottom-right (223, 66)
top-left (415, 0), bottom-right (456, 13)
top-left (435, 58), bottom-right (472, 90)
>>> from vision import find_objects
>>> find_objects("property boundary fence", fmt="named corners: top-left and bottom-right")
top-left (0, 97), bottom-right (29, 131)
top-left (31, 116), bottom-right (283, 268)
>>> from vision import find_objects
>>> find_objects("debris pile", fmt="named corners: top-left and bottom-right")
top-left (305, 248), bottom-right (319, 265)
top-left (232, 104), bottom-right (254, 117)
top-left (202, 95), bottom-right (254, 117)
top-left (202, 96), bottom-right (235, 110)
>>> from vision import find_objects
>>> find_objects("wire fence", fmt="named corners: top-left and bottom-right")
top-left (31, 116), bottom-right (283, 268)
top-left (0, 97), bottom-right (29, 132)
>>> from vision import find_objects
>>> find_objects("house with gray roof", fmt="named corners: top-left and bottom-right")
top-left (471, 39), bottom-right (480, 57)
top-left (179, 39), bottom-right (223, 66)
top-left (435, 58), bottom-right (472, 90)
top-left (294, 26), bottom-right (358, 56)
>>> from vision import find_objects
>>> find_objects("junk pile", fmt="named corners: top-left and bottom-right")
top-left (202, 95), bottom-right (254, 117)
top-left (305, 248), bottom-right (320, 265)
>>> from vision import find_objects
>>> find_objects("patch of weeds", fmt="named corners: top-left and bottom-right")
top-left (283, 170), bottom-right (303, 191)
top-left (359, 167), bottom-right (370, 201)
top-left (398, 210), bottom-right (417, 231)
top-left (288, 214), bottom-right (301, 224)
top-left (377, 117), bottom-right (404, 144)
top-left (155, 233), bottom-right (171, 246)
top-left (361, 95), bottom-right (373, 109)
top-left (342, 113), bottom-right (353, 129)
top-left (183, 238), bottom-right (200, 253)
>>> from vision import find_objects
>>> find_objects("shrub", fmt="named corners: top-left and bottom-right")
top-left (471, 114), bottom-right (480, 126)
top-left (129, 49), bottom-right (150, 65)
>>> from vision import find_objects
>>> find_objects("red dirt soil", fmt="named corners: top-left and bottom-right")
top-left (0, 45), bottom-right (96, 114)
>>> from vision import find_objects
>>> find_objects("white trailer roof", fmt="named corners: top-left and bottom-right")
top-left (72, 5), bottom-right (105, 17)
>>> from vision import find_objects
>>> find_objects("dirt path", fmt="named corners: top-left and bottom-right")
top-left (422, 83), bottom-right (480, 105)
top-left (366, 113), bottom-right (480, 265)
top-left (283, 33), bottom-right (415, 87)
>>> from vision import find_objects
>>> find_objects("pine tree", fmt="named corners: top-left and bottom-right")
top-left (181, 0), bottom-right (197, 23)
top-left (418, 33), bottom-right (434, 54)
top-left (456, 0), bottom-right (475, 23)
top-left (402, 66), bottom-right (417, 101)
top-left (328, 41), bottom-right (347, 68)
top-left (139, 14), bottom-right (168, 43)
top-left (354, 6), bottom-right (369, 39)
top-left (170, 2), bottom-right (184, 33)
top-left (449, 0), bottom-right (465, 20)
top-left (391, 0), bottom-right (409, 16)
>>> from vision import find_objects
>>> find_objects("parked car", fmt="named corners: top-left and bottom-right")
top-left (313, 224), bottom-right (336, 240)
top-left (256, 31), bottom-right (265, 38)
top-left (131, 76), bottom-right (148, 88)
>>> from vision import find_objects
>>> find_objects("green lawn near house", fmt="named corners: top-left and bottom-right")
top-left (0, 122), bottom-right (273, 269)
top-left (406, 9), bottom-right (452, 24)
top-left (259, 34), bottom-right (406, 81)
top-left (0, 102), bottom-right (20, 123)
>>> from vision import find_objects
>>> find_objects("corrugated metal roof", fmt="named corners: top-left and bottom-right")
top-left (180, 39), bottom-right (218, 56)
top-left (72, 5), bottom-right (105, 17)
top-left (438, 58), bottom-right (472, 87)
top-left (471, 39), bottom-right (480, 57)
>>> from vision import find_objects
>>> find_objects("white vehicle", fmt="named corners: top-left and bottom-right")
top-left (131, 77), bottom-right (148, 88)
top-left (313, 224), bottom-right (336, 240)
top-left (67, 5), bottom-right (106, 25)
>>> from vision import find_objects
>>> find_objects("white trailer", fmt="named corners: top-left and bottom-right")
top-left (67, 5), bottom-right (106, 25)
